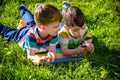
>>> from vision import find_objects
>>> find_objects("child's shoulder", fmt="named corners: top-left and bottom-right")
top-left (28, 25), bottom-right (37, 33)
top-left (58, 27), bottom-right (69, 38)
top-left (27, 25), bottom-right (38, 37)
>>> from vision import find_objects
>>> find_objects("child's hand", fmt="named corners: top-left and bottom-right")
top-left (30, 52), bottom-right (55, 65)
top-left (46, 52), bottom-right (55, 62)
top-left (32, 56), bottom-right (47, 65)
top-left (84, 41), bottom-right (94, 56)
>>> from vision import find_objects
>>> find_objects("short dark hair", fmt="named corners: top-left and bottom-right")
top-left (64, 6), bottom-right (86, 27)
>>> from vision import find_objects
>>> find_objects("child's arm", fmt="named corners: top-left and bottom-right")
top-left (82, 41), bottom-right (94, 56)
top-left (60, 45), bottom-right (86, 56)
top-left (26, 46), bottom-right (56, 65)
top-left (27, 49), bottom-right (47, 65)
top-left (61, 43), bottom-right (94, 56)
top-left (47, 45), bottom-right (56, 62)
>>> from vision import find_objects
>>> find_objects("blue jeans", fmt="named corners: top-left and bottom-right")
top-left (0, 6), bottom-right (35, 42)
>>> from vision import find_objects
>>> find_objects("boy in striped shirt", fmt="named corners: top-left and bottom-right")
top-left (0, 3), bottom-right (62, 65)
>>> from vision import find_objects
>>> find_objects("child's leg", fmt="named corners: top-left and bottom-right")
top-left (0, 23), bottom-right (34, 42)
top-left (18, 5), bottom-right (35, 25)
top-left (0, 23), bottom-right (17, 41)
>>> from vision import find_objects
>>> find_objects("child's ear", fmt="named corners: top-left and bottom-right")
top-left (41, 25), bottom-right (45, 31)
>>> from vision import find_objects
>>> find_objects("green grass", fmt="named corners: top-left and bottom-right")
top-left (0, 0), bottom-right (120, 80)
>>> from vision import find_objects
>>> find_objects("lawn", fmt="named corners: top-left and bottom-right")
top-left (0, 0), bottom-right (120, 80)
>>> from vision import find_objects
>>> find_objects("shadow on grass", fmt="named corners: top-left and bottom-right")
top-left (90, 36), bottom-right (120, 78)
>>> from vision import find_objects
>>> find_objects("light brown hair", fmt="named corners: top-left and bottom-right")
top-left (34, 3), bottom-right (62, 26)
top-left (64, 6), bottom-right (86, 27)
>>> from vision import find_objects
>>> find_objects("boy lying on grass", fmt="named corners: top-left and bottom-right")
top-left (59, 4), bottom-right (94, 56)
top-left (0, 3), bottom-right (62, 65)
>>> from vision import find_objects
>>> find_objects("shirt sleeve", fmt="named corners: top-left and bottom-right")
top-left (84, 29), bottom-right (93, 43)
top-left (23, 34), bottom-right (38, 50)
top-left (49, 35), bottom-right (59, 46)
top-left (58, 32), bottom-right (69, 46)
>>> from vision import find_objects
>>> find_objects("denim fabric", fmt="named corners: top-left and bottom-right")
top-left (0, 6), bottom-right (35, 42)
top-left (19, 6), bottom-right (35, 24)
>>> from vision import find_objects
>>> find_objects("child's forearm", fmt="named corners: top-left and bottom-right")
top-left (61, 46), bottom-right (85, 56)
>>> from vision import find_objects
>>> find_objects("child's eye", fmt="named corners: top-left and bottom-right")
top-left (71, 29), bottom-right (78, 32)
top-left (54, 25), bottom-right (59, 28)
top-left (72, 28), bottom-right (80, 32)
top-left (71, 29), bottom-right (76, 32)
top-left (73, 28), bottom-right (79, 31)
top-left (54, 26), bottom-right (58, 28)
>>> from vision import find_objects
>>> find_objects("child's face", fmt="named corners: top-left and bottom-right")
top-left (68, 25), bottom-right (86, 39)
top-left (45, 21), bottom-right (60, 36)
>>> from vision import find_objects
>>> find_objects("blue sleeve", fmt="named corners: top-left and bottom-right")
top-left (49, 35), bottom-right (58, 46)
top-left (23, 34), bottom-right (38, 50)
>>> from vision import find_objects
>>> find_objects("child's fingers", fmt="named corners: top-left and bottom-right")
top-left (85, 42), bottom-right (94, 56)
top-left (89, 43), bottom-right (94, 52)
top-left (85, 42), bottom-right (93, 50)
top-left (47, 52), bottom-right (55, 62)
top-left (32, 59), bottom-right (42, 65)
top-left (32, 56), bottom-right (47, 65)
top-left (45, 56), bottom-right (50, 62)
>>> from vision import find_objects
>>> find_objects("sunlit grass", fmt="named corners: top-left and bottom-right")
top-left (0, 0), bottom-right (120, 80)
